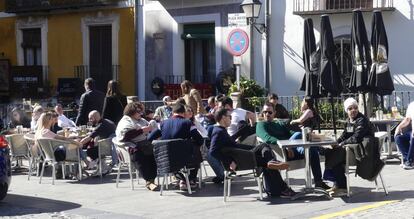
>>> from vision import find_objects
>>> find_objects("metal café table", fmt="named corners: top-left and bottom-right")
top-left (276, 138), bottom-right (338, 200)
top-left (370, 118), bottom-right (402, 161)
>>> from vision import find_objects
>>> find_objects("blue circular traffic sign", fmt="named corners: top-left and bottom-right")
top-left (227, 28), bottom-right (249, 56)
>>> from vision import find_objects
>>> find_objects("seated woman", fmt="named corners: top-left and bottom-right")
top-left (7, 107), bottom-right (31, 129)
top-left (209, 108), bottom-right (297, 198)
top-left (115, 102), bottom-right (158, 191)
top-left (290, 97), bottom-right (319, 128)
top-left (34, 112), bottom-right (84, 167)
top-left (325, 98), bottom-right (376, 197)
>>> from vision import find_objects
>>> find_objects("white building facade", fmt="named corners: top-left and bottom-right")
top-left (141, 0), bottom-right (413, 102)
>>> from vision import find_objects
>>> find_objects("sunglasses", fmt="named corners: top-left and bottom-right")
top-left (262, 111), bottom-right (273, 115)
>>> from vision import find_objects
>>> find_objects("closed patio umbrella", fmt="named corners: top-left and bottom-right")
top-left (319, 15), bottom-right (343, 134)
top-left (300, 18), bottom-right (322, 132)
top-left (368, 10), bottom-right (394, 110)
top-left (349, 10), bottom-right (372, 116)
top-left (300, 18), bottom-right (320, 98)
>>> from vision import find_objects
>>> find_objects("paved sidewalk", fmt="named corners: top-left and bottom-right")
top-left (1, 159), bottom-right (414, 219)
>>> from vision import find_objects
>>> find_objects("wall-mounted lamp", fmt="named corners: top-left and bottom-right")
top-left (240, 0), bottom-right (267, 34)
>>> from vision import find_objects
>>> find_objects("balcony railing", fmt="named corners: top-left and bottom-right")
top-left (5, 0), bottom-right (126, 13)
top-left (74, 65), bottom-right (119, 82)
top-left (293, 0), bottom-right (395, 15)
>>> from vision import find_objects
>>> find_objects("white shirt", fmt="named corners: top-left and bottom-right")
top-left (406, 102), bottom-right (414, 130)
top-left (228, 108), bottom-right (247, 136)
top-left (58, 114), bottom-right (76, 128)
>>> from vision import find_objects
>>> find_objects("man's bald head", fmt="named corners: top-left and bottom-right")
top-left (88, 110), bottom-right (101, 125)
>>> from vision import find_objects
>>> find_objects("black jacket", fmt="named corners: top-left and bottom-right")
top-left (337, 112), bottom-right (375, 145)
top-left (102, 95), bottom-right (127, 125)
top-left (75, 89), bottom-right (105, 126)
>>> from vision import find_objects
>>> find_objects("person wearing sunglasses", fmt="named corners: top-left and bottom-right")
top-left (256, 102), bottom-right (329, 190)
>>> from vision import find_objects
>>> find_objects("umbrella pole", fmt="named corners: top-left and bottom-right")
top-left (381, 95), bottom-right (385, 111)
top-left (330, 96), bottom-right (337, 135)
top-left (315, 98), bottom-right (321, 133)
top-left (362, 92), bottom-right (367, 117)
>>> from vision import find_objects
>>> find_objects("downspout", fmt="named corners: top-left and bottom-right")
top-left (136, 0), bottom-right (145, 100)
top-left (265, 0), bottom-right (270, 92)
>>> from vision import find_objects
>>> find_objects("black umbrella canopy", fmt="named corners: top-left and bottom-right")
top-left (300, 18), bottom-right (320, 98)
top-left (349, 10), bottom-right (372, 93)
top-left (368, 10), bottom-right (394, 96)
top-left (319, 15), bottom-right (343, 97)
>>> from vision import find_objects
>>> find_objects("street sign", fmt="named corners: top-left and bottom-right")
top-left (227, 28), bottom-right (249, 57)
top-left (228, 13), bottom-right (247, 27)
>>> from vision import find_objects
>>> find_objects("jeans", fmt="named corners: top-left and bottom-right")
top-left (395, 131), bottom-right (414, 163)
top-left (287, 132), bottom-right (323, 182)
top-left (207, 152), bottom-right (224, 180)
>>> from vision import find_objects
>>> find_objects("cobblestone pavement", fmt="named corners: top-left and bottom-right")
top-left (1, 158), bottom-right (414, 219)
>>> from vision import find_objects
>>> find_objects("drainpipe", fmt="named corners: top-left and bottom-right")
top-left (136, 0), bottom-right (145, 100)
top-left (265, 0), bottom-right (270, 92)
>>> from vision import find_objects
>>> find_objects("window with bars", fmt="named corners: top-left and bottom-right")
top-left (21, 28), bottom-right (42, 66)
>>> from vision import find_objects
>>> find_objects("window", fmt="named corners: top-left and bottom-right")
top-left (325, 0), bottom-right (373, 10)
top-left (21, 28), bottom-right (42, 66)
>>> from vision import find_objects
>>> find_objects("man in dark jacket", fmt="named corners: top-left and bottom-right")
top-left (325, 97), bottom-right (379, 197)
top-left (76, 78), bottom-right (105, 126)
top-left (209, 108), bottom-right (297, 198)
top-left (148, 103), bottom-right (204, 190)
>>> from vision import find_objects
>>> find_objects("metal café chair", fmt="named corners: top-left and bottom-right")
top-left (96, 137), bottom-right (115, 179)
top-left (112, 137), bottom-right (139, 190)
top-left (23, 133), bottom-right (42, 180)
top-left (256, 136), bottom-right (305, 187)
top-left (5, 134), bottom-right (30, 171)
top-left (37, 138), bottom-right (82, 185)
top-left (345, 136), bottom-right (388, 197)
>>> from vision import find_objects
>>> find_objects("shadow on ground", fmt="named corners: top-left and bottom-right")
top-left (0, 194), bottom-right (81, 216)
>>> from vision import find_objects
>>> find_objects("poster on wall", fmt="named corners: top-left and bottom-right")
top-left (10, 66), bottom-right (43, 98)
top-left (0, 59), bottom-right (10, 94)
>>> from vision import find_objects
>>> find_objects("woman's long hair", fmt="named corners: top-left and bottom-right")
top-left (304, 97), bottom-right (317, 115)
top-left (180, 80), bottom-right (193, 95)
top-left (35, 112), bottom-right (53, 139)
top-left (106, 80), bottom-right (122, 97)
top-left (10, 107), bottom-right (27, 124)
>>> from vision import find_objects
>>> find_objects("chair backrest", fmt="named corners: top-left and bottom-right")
top-left (6, 134), bottom-right (29, 157)
top-left (97, 137), bottom-right (113, 157)
top-left (36, 138), bottom-right (56, 162)
top-left (152, 139), bottom-right (194, 175)
top-left (24, 133), bottom-right (41, 159)
top-left (112, 137), bottom-right (134, 164)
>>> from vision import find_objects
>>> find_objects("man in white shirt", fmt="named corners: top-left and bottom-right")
top-left (218, 97), bottom-right (256, 140)
top-left (395, 101), bottom-right (414, 169)
top-left (55, 104), bottom-right (76, 128)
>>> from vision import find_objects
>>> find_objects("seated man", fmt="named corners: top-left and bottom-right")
top-left (55, 104), bottom-right (76, 128)
top-left (116, 102), bottom-right (158, 191)
top-left (218, 97), bottom-right (256, 141)
top-left (325, 98), bottom-right (377, 197)
top-left (395, 100), bottom-right (414, 169)
top-left (80, 110), bottom-right (117, 174)
top-left (148, 103), bottom-right (204, 190)
top-left (209, 108), bottom-right (297, 198)
top-left (153, 96), bottom-right (173, 122)
top-left (256, 102), bottom-right (329, 189)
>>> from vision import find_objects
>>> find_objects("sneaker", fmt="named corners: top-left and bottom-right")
top-left (280, 188), bottom-right (298, 198)
top-left (267, 161), bottom-right (289, 171)
top-left (329, 188), bottom-right (347, 197)
top-left (315, 181), bottom-right (331, 190)
top-left (403, 162), bottom-right (414, 170)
